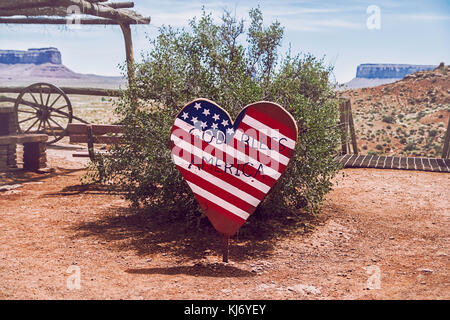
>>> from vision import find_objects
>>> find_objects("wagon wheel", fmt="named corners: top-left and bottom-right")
top-left (14, 83), bottom-right (73, 144)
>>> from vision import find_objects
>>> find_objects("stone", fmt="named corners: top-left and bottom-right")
top-left (417, 268), bottom-right (433, 274)
top-left (0, 184), bottom-right (22, 192)
top-left (287, 284), bottom-right (321, 295)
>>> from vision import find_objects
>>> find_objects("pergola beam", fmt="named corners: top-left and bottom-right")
top-left (0, 7), bottom-right (71, 17)
top-left (0, 0), bottom-right (58, 10)
top-left (57, 0), bottom-right (149, 24)
top-left (104, 2), bottom-right (134, 9)
top-left (0, 16), bottom-right (144, 25)
top-left (0, 0), bottom-right (149, 24)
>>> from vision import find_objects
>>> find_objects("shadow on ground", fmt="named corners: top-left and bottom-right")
top-left (44, 183), bottom-right (125, 196)
top-left (125, 263), bottom-right (255, 277)
top-left (71, 202), bottom-right (325, 263)
top-left (0, 167), bottom-right (84, 186)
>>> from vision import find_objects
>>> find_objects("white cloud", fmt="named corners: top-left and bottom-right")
top-left (139, 0), bottom-right (367, 32)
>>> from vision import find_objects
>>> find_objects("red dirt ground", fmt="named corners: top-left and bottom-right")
top-left (0, 148), bottom-right (449, 299)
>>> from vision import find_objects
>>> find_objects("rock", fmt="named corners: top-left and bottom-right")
top-left (417, 268), bottom-right (433, 274)
top-left (221, 289), bottom-right (231, 295)
top-left (356, 64), bottom-right (437, 79)
top-left (343, 64), bottom-right (438, 89)
top-left (4, 190), bottom-right (21, 195)
top-left (257, 283), bottom-right (276, 291)
top-left (23, 181), bottom-right (44, 185)
top-left (287, 284), bottom-right (321, 295)
top-left (250, 260), bottom-right (273, 273)
top-left (0, 48), bottom-right (61, 65)
top-left (0, 184), bottom-right (22, 192)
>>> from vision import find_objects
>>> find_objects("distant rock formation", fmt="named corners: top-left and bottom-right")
top-left (0, 48), bottom-right (62, 65)
top-left (342, 63), bottom-right (437, 89)
top-left (356, 64), bottom-right (436, 79)
top-left (0, 47), bottom-right (126, 88)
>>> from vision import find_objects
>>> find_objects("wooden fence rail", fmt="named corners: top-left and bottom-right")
top-left (0, 86), bottom-right (122, 96)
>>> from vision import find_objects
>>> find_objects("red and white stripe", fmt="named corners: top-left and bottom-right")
top-left (170, 109), bottom-right (297, 224)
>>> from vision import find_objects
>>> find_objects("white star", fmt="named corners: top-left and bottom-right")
top-left (212, 114), bottom-right (220, 121)
top-left (200, 121), bottom-right (207, 129)
top-left (191, 116), bottom-right (198, 124)
top-left (221, 119), bottom-right (229, 126)
top-left (193, 102), bottom-right (201, 110)
top-left (226, 128), bottom-right (235, 135)
top-left (202, 108), bottom-right (210, 116)
top-left (211, 123), bottom-right (218, 130)
top-left (181, 112), bottom-right (189, 120)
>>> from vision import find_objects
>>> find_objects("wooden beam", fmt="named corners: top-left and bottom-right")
top-left (0, 0), bottom-right (149, 24)
top-left (69, 134), bottom-right (123, 144)
top-left (0, 6), bottom-right (68, 17)
top-left (0, 17), bottom-right (125, 25)
top-left (119, 22), bottom-right (136, 91)
top-left (104, 2), bottom-right (134, 9)
top-left (57, 0), bottom-right (150, 24)
top-left (0, 0), bottom-right (57, 10)
top-left (0, 86), bottom-right (122, 96)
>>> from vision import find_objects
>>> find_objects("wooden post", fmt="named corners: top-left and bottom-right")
top-left (119, 22), bottom-right (135, 85)
top-left (222, 235), bottom-right (229, 263)
top-left (347, 100), bottom-right (358, 154)
top-left (86, 125), bottom-right (95, 161)
top-left (119, 22), bottom-right (138, 108)
top-left (442, 117), bottom-right (450, 159)
top-left (339, 100), bottom-right (348, 155)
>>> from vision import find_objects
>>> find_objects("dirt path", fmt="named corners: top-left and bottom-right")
top-left (0, 149), bottom-right (449, 299)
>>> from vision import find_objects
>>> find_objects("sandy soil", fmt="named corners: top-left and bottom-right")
top-left (0, 147), bottom-right (449, 300)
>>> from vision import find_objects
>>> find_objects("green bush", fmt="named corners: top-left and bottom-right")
top-left (382, 115), bottom-right (396, 124)
top-left (428, 129), bottom-right (438, 137)
top-left (416, 111), bottom-right (426, 120)
top-left (404, 142), bottom-right (416, 152)
top-left (88, 8), bottom-right (341, 224)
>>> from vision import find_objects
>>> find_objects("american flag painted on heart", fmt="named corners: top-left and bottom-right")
top-left (170, 98), bottom-right (298, 236)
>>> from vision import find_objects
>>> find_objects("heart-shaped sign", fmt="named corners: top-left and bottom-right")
top-left (170, 99), bottom-right (298, 236)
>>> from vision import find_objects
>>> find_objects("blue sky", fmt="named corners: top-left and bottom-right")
top-left (1, 0), bottom-right (449, 83)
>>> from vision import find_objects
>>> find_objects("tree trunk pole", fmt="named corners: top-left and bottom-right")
top-left (119, 22), bottom-right (138, 109)
top-left (119, 22), bottom-right (135, 86)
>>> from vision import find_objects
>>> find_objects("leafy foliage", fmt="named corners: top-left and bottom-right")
top-left (89, 8), bottom-right (342, 225)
